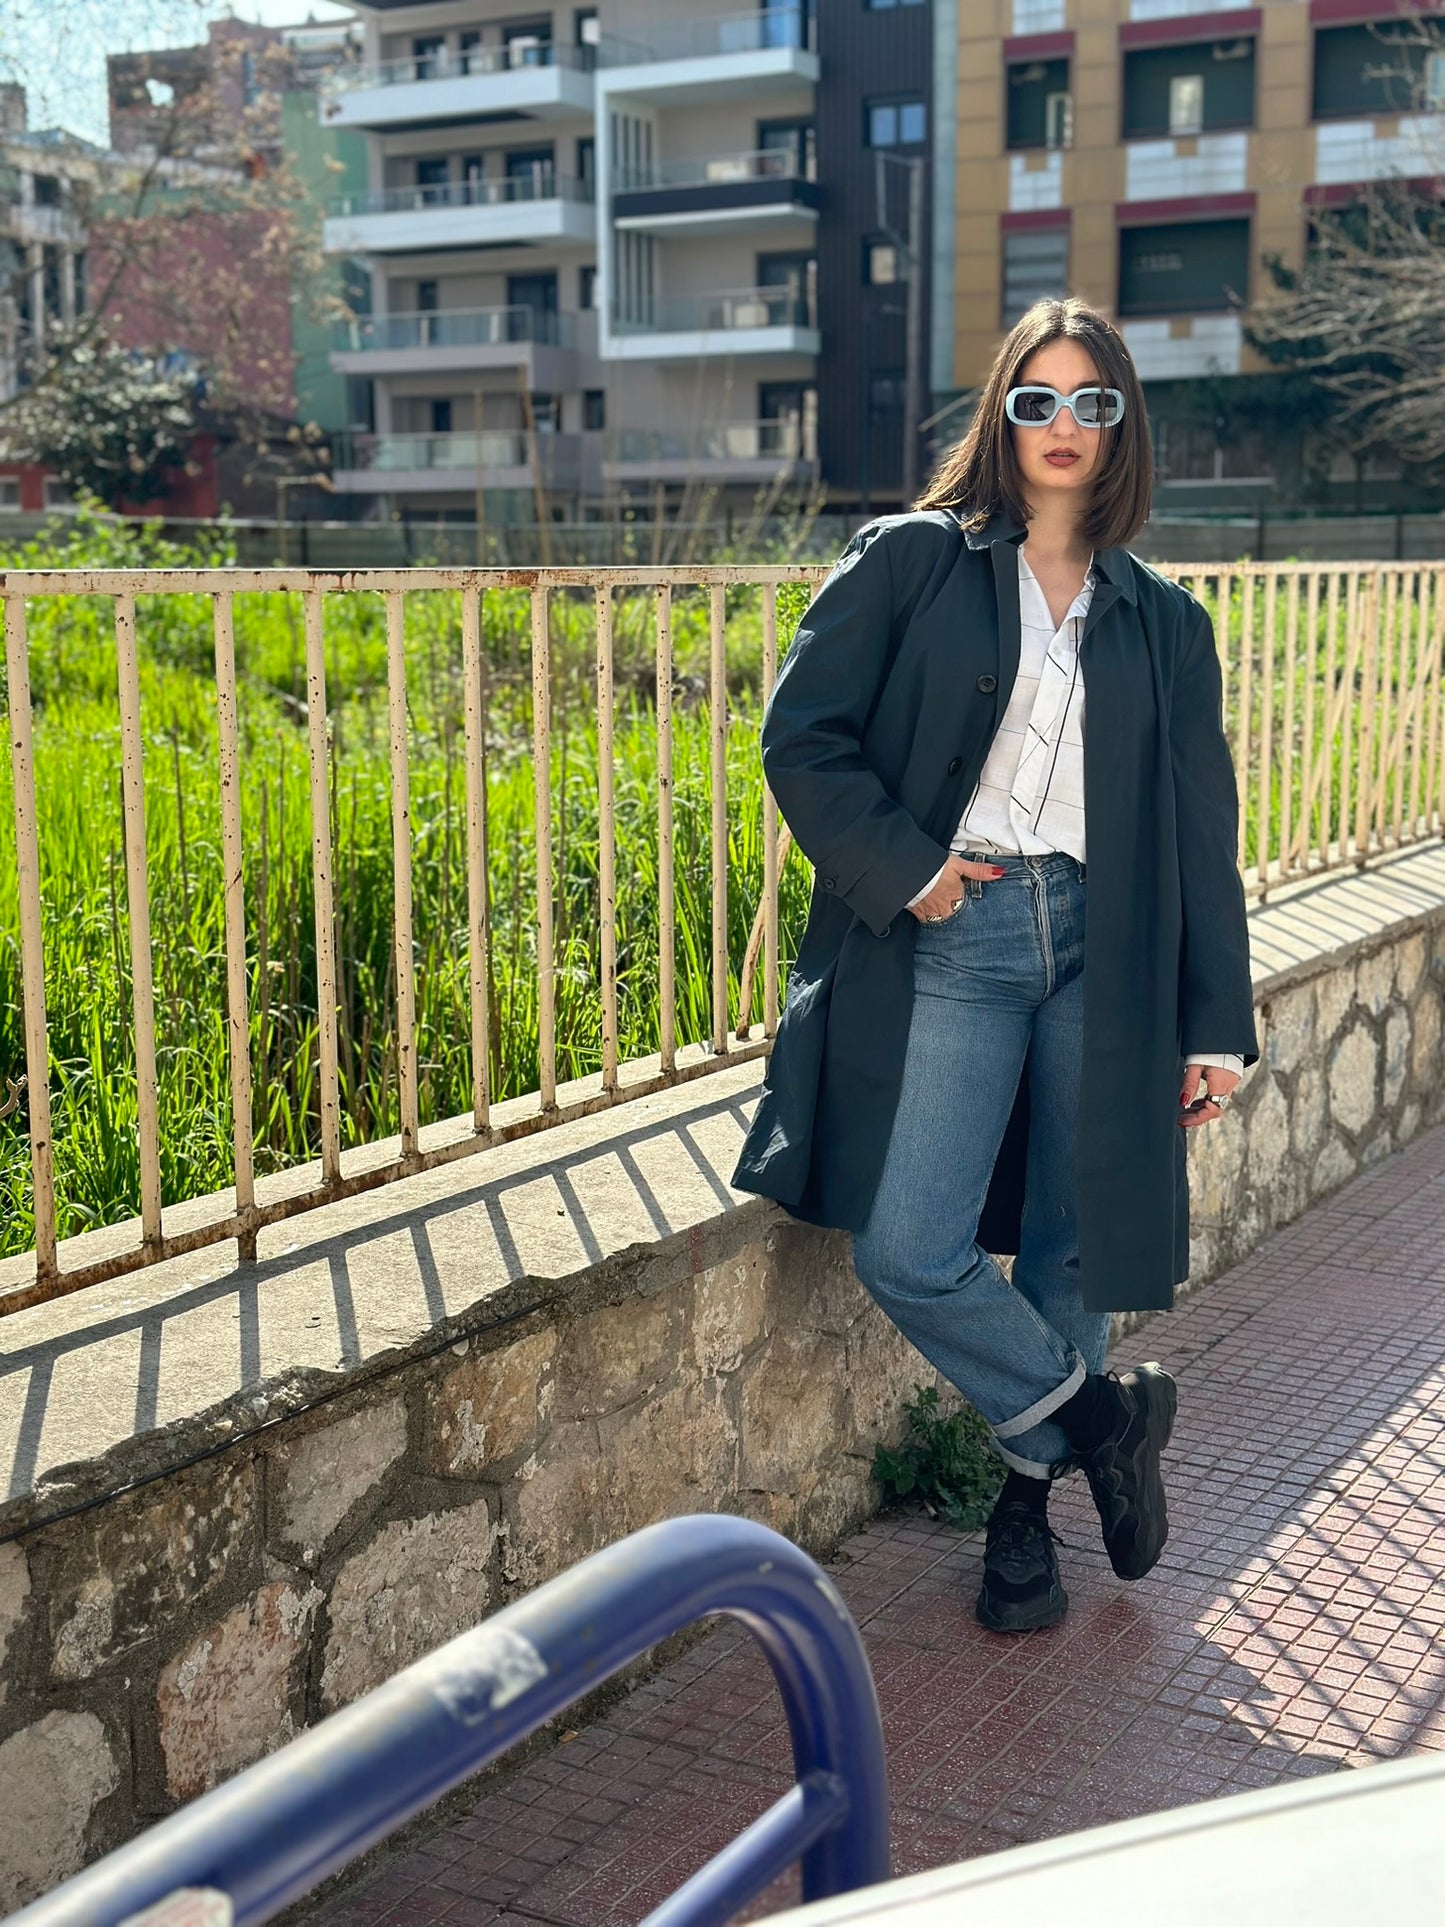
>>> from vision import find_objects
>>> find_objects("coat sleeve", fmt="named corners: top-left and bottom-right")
top-left (761, 523), bottom-right (950, 938)
top-left (1170, 606), bottom-right (1259, 1065)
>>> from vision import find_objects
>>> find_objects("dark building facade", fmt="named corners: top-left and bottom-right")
top-left (816, 0), bottom-right (934, 510)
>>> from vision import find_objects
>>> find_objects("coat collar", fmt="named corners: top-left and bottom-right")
top-left (956, 507), bottom-right (1138, 607)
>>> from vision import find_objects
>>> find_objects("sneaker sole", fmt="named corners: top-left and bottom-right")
top-left (1108, 1362), bottom-right (1176, 1581)
top-left (975, 1580), bottom-right (1068, 1634)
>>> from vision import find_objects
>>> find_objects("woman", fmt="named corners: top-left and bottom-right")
top-left (731, 299), bottom-right (1258, 1633)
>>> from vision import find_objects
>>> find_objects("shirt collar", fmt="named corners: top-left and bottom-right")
top-left (958, 507), bottom-right (1137, 605)
top-left (1017, 545), bottom-right (1097, 612)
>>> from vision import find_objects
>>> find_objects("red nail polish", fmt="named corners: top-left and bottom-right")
top-left (990, 866), bottom-right (1005, 876)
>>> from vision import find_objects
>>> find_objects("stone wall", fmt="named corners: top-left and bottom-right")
top-left (1177, 922), bottom-right (1445, 1316)
top-left (0, 1215), bottom-right (921, 1911)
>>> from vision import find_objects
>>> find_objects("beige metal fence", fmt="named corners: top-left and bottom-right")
top-left (2, 559), bottom-right (1442, 1312)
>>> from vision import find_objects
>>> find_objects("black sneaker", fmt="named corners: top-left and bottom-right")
top-left (1079, 1363), bottom-right (1178, 1581)
top-left (975, 1502), bottom-right (1067, 1633)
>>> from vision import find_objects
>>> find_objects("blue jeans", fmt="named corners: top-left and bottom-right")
top-left (851, 848), bottom-right (1111, 1477)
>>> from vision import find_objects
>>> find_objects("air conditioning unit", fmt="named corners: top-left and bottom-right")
top-left (1212, 40), bottom-right (1252, 61)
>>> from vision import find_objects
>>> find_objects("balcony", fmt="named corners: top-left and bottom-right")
top-left (323, 175), bottom-right (596, 256)
top-left (331, 429), bottom-right (591, 495)
top-left (330, 306), bottom-right (581, 386)
top-left (606, 285), bottom-right (819, 361)
top-left (0, 200), bottom-right (85, 247)
top-left (320, 40), bottom-right (595, 131)
top-left (597, 6), bottom-right (818, 104)
top-left (604, 417), bottom-right (817, 485)
top-left (613, 148), bottom-right (819, 239)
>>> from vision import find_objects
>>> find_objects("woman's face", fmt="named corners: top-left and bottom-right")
top-left (1009, 336), bottom-right (1111, 506)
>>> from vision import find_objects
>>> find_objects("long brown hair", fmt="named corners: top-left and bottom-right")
top-left (916, 298), bottom-right (1153, 550)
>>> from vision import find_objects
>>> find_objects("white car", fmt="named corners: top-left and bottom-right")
top-left (769, 1751), bottom-right (1445, 1925)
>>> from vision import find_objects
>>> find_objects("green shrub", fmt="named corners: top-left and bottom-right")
top-left (872, 1383), bottom-right (1006, 1531)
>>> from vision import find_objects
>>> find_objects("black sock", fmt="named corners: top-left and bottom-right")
top-left (993, 1468), bottom-right (1050, 1518)
top-left (1056, 1374), bottom-right (1122, 1455)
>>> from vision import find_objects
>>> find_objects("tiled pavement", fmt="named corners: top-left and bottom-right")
top-left (317, 1126), bottom-right (1445, 1927)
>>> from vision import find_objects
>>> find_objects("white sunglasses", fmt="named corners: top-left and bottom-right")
top-left (1005, 384), bottom-right (1126, 429)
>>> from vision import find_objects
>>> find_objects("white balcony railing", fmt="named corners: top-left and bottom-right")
top-left (329, 39), bottom-right (594, 93)
top-left (614, 147), bottom-right (817, 193)
top-left (329, 174), bottom-right (594, 220)
top-left (600, 6), bottom-right (816, 65)
top-left (612, 285), bottom-right (817, 336)
top-left (331, 307), bottom-right (575, 355)
top-left (608, 420), bottom-right (816, 464)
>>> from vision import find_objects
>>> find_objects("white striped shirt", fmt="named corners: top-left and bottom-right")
top-left (907, 546), bottom-right (1242, 1078)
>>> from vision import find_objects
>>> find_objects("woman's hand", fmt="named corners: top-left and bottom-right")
top-left (1178, 1063), bottom-right (1241, 1128)
top-left (907, 854), bottom-right (1006, 923)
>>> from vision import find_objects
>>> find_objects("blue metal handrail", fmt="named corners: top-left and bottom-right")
top-left (11, 1515), bottom-right (890, 1927)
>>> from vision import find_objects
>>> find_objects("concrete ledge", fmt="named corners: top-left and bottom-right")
top-left (2, 840), bottom-right (1445, 1903)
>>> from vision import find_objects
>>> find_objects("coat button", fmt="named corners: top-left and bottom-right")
top-left (880, 923), bottom-right (891, 938)
top-left (947, 756), bottom-right (962, 775)
top-left (977, 673), bottom-right (998, 693)
top-left (823, 875), bottom-right (835, 890)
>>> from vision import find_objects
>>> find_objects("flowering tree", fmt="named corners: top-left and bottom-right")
top-left (5, 328), bottom-right (201, 505)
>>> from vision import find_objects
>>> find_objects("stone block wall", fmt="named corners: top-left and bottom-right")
top-left (1176, 924), bottom-right (1445, 1312)
top-left (0, 1217), bottom-right (929, 1910)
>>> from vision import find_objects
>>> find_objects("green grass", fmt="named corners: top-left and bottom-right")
top-left (0, 511), bottom-right (818, 1256)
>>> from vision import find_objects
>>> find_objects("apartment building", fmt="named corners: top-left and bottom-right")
top-left (0, 85), bottom-right (99, 402)
top-left (954, 0), bottom-right (1445, 509)
top-left (317, 1), bottom-right (951, 520)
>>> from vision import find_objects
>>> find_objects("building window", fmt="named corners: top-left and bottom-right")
top-left (416, 279), bottom-right (438, 312)
top-left (579, 263), bottom-right (597, 310)
top-left (577, 135), bottom-right (595, 186)
top-left (43, 476), bottom-right (74, 511)
top-left (758, 118), bottom-right (816, 179)
top-left (1002, 226), bottom-right (1069, 326)
top-left (33, 174), bottom-right (61, 207)
top-left (869, 371), bottom-right (905, 418)
top-left (865, 239), bottom-right (900, 284)
top-left (0, 478), bottom-right (21, 512)
top-left (1117, 218), bottom-right (1250, 316)
top-left (866, 0), bottom-right (925, 8)
top-left (430, 399), bottom-right (453, 434)
top-left (1007, 60), bottom-right (1071, 150)
top-left (866, 97), bottom-right (927, 147)
top-left (415, 157), bottom-right (450, 202)
top-left (1313, 20), bottom-right (1445, 120)
top-left (412, 35), bottom-right (444, 80)
top-left (583, 388), bottom-right (605, 431)
top-left (1122, 39), bottom-right (1256, 139)
top-left (1169, 74), bottom-right (1204, 136)
top-left (505, 21), bottom-right (553, 67)
top-left (575, 8), bottom-right (600, 47)
top-left (759, 382), bottom-right (817, 459)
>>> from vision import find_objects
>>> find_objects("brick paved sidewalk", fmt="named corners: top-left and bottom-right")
top-left (318, 1128), bottom-right (1445, 1927)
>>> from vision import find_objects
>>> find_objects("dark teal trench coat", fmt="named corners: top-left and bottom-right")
top-left (730, 508), bottom-right (1260, 1315)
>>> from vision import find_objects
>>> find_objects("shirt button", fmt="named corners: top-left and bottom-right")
top-left (977, 673), bottom-right (998, 693)
top-left (947, 757), bottom-right (962, 775)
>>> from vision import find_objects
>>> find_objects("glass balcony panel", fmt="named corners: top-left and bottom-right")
top-left (331, 308), bottom-right (573, 354)
top-left (329, 177), bottom-right (592, 219)
top-left (334, 40), bottom-right (592, 91)
top-left (599, 6), bottom-right (814, 66)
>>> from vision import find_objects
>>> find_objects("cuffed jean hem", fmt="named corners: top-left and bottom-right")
top-left (988, 1356), bottom-right (1086, 1477)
